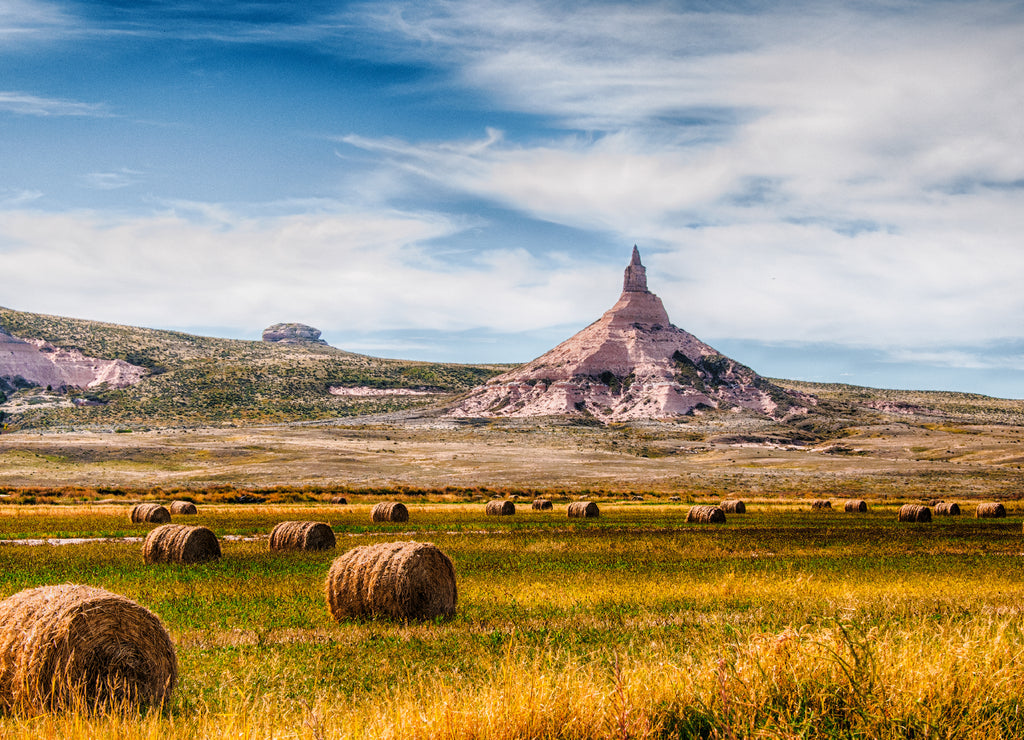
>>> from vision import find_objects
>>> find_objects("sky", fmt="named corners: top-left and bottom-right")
top-left (1, 0), bottom-right (1023, 399)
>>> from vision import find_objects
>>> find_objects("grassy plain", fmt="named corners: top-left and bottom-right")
top-left (2, 501), bottom-right (1024, 738)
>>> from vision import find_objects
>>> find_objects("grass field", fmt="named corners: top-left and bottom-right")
top-left (2, 499), bottom-right (1024, 738)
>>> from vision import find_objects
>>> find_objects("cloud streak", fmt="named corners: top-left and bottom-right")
top-left (0, 91), bottom-right (111, 117)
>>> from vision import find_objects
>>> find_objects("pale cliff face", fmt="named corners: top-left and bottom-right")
top-left (448, 248), bottom-right (810, 422)
top-left (0, 330), bottom-right (146, 391)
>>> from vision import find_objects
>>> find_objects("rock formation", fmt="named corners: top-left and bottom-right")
top-left (0, 329), bottom-right (147, 392)
top-left (448, 247), bottom-right (811, 422)
top-left (261, 323), bottom-right (327, 345)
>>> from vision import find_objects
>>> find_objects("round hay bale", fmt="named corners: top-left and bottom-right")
top-left (130, 503), bottom-right (170, 524)
top-left (325, 541), bottom-right (457, 621)
top-left (532, 499), bottom-right (553, 511)
top-left (0, 584), bottom-right (177, 713)
top-left (630, 495), bottom-right (644, 501)
top-left (168, 500), bottom-right (197, 515)
top-left (844, 499), bottom-right (868, 513)
top-left (567, 501), bottom-right (599, 518)
top-left (269, 521), bottom-right (336, 552)
top-left (669, 495), bottom-right (681, 502)
top-left (371, 501), bottom-right (409, 523)
top-left (898, 504), bottom-right (932, 523)
top-left (330, 496), bottom-right (348, 505)
top-left (720, 499), bottom-right (746, 514)
top-left (810, 499), bottom-right (832, 510)
top-left (687, 505), bottom-right (726, 524)
top-left (934, 501), bottom-right (961, 516)
top-left (143, 524), bottom-right (221, 565)
top-left (976, 502), bottom-right (1006, 518)
top-left (485, 500), bottom-right (515, 516)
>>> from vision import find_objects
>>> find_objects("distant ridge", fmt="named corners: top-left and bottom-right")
top-left (448, 247), bottom-right (812, 421)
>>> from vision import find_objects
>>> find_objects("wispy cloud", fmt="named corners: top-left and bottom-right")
top-left (81, 169), bottom-right (143, 190)
top-left (0, 91), bottom-right (111, 117)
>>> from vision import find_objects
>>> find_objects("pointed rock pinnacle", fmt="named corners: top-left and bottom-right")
top-left (623, 245), bottom-right (648, 292)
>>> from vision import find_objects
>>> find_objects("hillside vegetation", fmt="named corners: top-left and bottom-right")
top-left (0, 307), bottom-right (505, 429)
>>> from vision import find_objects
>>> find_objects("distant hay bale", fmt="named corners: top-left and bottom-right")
top-left (720, 499), bottom-right (746, 514)
top-left (269, 521), bottom-right (336, 552)
top-left (810, 500), bottom-right (832, 510)
top-left (485, 500), bottom-right (515, 516)
top-left (934, 502), bottom-right (961, 516)
top-left (325, 541), bottom-right (457, 621)
top-left (976, 502), bottom-right (1006, 518)
top-left (669, 495), bottom-right (681, 502)
top-left (687, 505), bottom-right (726, 524)
top-left (532, 499), bottom-right (553, 510)
top-left (130, 503), bottom-right (170, 524)
top-left (371, 502), bottom-right (409, 523)
top-left (143, 524), bottom-right (221, 564)
top-left (631, 495), bottom-right (644, 501)
top-left (330, 496), bottom-right (348, 505)
top-left (899, 504), bottom-right (932, 523)
top-left (844, 499), bottom-right (868, 513)
top-left (0, 584), bottom-right (177, 713)
top-left (168, 500), bottom-right (197, 515)
top-left (567, 501), bottom-right (599, 518)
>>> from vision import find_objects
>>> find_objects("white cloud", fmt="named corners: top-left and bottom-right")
top-left (336, 1), bottom-right (1024, 349)
top-left (81, 169), bottom-right (143, 190)
top-left (0, 91), bottom-right (111, 117)
top-left (0, 205), bottom-right (612, 336)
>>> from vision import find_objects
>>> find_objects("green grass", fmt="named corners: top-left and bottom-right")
top-left (2, 501), bottom-right (1024, 737)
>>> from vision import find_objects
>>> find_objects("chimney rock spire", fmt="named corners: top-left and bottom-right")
top-left (622, 245), bottom-right (648, 292)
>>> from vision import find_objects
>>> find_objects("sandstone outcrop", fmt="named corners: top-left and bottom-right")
top-left (0, 329), bottom-right (147, 392)
top-left (448, 247), bottom-right (811, 422)
top-left (261, 323), bottom-right (327, 344)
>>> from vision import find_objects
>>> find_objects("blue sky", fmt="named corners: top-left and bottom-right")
top-left (1, 0), bottom-right (1023, 398)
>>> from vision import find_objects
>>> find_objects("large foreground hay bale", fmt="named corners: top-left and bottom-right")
top-left (532, 499), bottom-right (553, 510)
top-left (485, 500), bottom-right (515, 516)
top-left (844, 499), bottom-right (868, 513)
top-left (567, 501), bottom-right (599, 518)
top-left (168, 500), bottom-right (197, 515)
top-left (325, 541), bottom-right (457, 621)
top-left (371, 502), bottom-right (409, 523)
top-left (270, 521), bottom-right (336, 552)
top-left (130, 503), bottom-right (170, 524)
top-left (687, 505), bottom-right (726, 524)
top-left (899, 504), bottom-right (932, 523)
top-left (0, 584), bottom-right (177, 713)
top-left (976, 502), bottom-right (1006, 518)
top-left (143, 524), bottom-right (221, 565)
top-left (720, 499), bottom-right (746, 514)
top-left (934, 502), bottom-right (961, 516)
top-left (810, 500), bottom-right (832, 510)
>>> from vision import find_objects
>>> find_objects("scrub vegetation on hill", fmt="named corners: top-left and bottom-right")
top-left (0, 307), bottom-right (506, 429)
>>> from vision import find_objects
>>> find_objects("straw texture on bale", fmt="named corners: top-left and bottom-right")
top-left (269, 521), bottom-right (336, 552)
top-left (325, 541), bottom-right (457, 622)
top-left (330, 496), bottom-right (348, 505)
top-left (0, 584), bottom-right (177, 713)
top-left (899, 504), bottom-right (932, 523)
top-left (130, 503), bottom-right (170, 524)
top-left (844, 499), bottom-right (868, 513)
top-left (976, 502), bottom-right (1006, 518)
top-left (567, 501), bottom-right (599, 518)
top-left (371, 502), bottom-right (409, 523)
top-left (485, 500), bottom-right (515, 516)
top-left (810, 499), bottom-right (832, 510)
top-left (720, 499), bottom-right (746, 514)
top-left (168, 500), bottom-right (197, 515)
top-left (687, 505), bottom-right (726, 524)
top-left (934, 502), bottom-right (961, 516)
top-left (532, 499), bottom-right (553, 510)
top-left (143, 524), bottom-right (221, 565)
